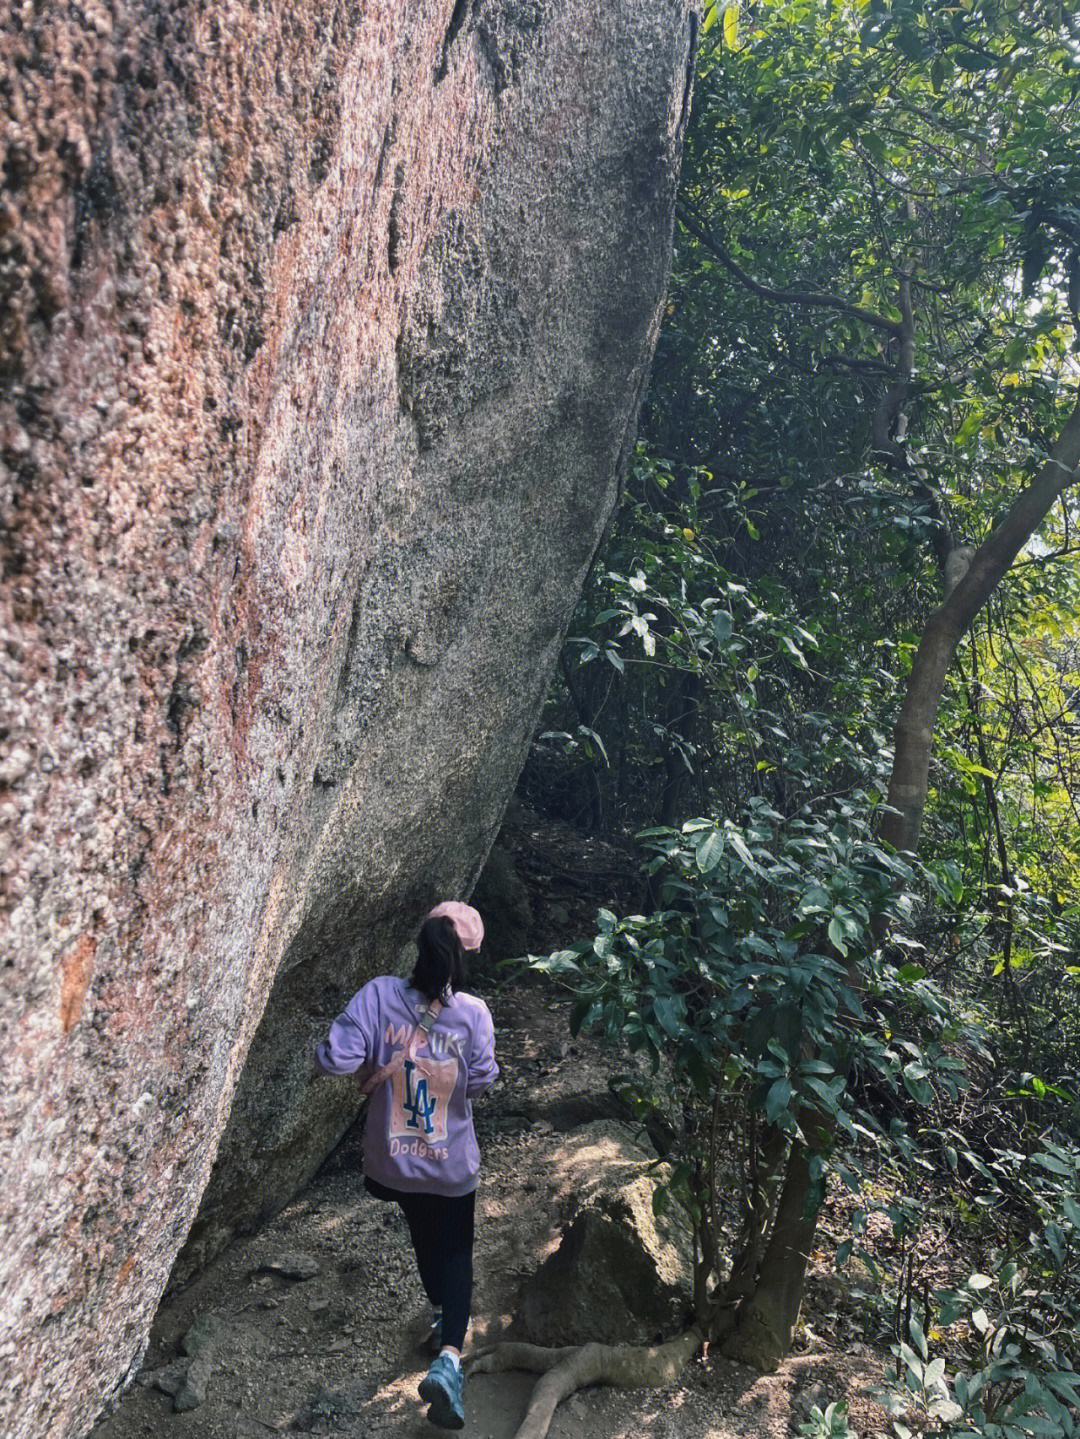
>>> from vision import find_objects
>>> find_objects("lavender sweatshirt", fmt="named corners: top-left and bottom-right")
top-left (314, 976), bottom-right (498, 1197)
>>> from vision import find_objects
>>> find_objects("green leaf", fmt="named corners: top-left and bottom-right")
top-left (1033, 1153), bottom-right (1074, 1177)
top-left (895, 25), bottom-right (924, 62)
top-left (902, 1063), bottom-right (933, 1105)
top-left (798, 885), bottom-right (832, 916)
top-left (1045, 1221), bottom-right (1066, 1266)
top-left (723, 2), bottom-right (739, 51)
top-left (804, 1076), bottom-right (844, 1114)
top-left (896, 963), bottom-right (926, 983)
top-left (765, 1076), bottom-right (794, 1123)
top-left (729, 832), bottom-right (759, 873)
top-left (536, 949), bottom-right (582, 976)
top-left (570, 996), bottom-right (598, 1036)
top-left (653, 994), bottom-right (685, 1039)
top-left (1044, 1373), bottom-right (1080, 1406)
top-left (696, 828), bottom-right (725, 873)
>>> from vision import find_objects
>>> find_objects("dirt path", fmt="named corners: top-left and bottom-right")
top-left (93, 981), bottom-right (890, 1439)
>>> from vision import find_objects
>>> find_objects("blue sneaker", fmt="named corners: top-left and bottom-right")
top-left (418, 1354), bottom-right (465, 1430)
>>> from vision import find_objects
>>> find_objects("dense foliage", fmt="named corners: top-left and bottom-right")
top-left (518, 0), bottom-right (1080, 1430)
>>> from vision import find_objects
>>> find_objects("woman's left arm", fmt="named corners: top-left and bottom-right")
top-left (465, 1003), bottom-right (499, 1098)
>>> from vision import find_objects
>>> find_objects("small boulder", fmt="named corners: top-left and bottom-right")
top-left (293, 1385), bottom-right (367, 1431)
top-left (174, 1344), bottom-right (215, 1412)
top-left (526, 1091), bottom-right (628, 1133)
top-left (139, 1358), bottom-right (188, 1397)
top-left (546, 902), bottom-right (571, 930)
top-left (796, 1380), bottom-right (831, 1415)
top-left (520, 1121), bottom-right (693, 1347)
top-left (180, 1311), bottom-right (226, 1357)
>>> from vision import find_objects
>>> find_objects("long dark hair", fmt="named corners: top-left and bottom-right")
top-left (410, 916), bottom-right (467, 1002)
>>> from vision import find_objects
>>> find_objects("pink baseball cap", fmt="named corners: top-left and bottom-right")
top-left (427, 901), bottom-right (484, 952)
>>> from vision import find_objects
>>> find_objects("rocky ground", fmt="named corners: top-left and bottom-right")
top-left (93, 969), bottom-right (895, 1439)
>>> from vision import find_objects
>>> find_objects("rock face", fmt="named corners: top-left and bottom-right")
top-left (0, 0), bottom-right (695, 1434)
top-left (521, 1122), bottom-right (693, 1346)
top-left (469, 844), bottom-right (534, 965)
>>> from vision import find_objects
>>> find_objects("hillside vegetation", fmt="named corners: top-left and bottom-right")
top-left (518, 0), bottom-right (1080, 1433)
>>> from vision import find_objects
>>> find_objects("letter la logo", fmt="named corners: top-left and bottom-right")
top-left (401, 1060), bottom-right (438, 1136)
top-left (388, 1053), bottom-right (456, 1145)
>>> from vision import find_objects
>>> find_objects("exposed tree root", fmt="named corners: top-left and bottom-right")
top-left (465, 1328), bottom-right (703, 1439)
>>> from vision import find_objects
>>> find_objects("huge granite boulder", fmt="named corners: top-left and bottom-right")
top-left (0, 0), bottom-right (697, 1433)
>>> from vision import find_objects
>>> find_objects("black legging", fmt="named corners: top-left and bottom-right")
top-left (366, 1178), bottom-right (475, 1351)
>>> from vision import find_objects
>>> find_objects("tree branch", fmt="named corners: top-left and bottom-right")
top-left (677, 209), bottom-right (903, 335)
top-left (945, 392), bottom-right (1080, 634)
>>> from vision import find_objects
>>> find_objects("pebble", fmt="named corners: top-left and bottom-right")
top-left (796, 1381), bottom-right (831, 1415)
top-left (0, 748), bottom-right (31, 785)
top-left (262, 1251), bottom-right (321, 1280)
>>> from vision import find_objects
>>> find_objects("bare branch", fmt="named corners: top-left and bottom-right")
top-left (677, 209), bottom-right (902, 335)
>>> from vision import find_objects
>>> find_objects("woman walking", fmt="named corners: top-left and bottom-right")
top-left (312, 901), bottom-right (497, 1429)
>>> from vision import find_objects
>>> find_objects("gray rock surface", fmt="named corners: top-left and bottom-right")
top-left (0, 0), bottom-right (696, 1433)
top-left (470, 845), bottom-right (534, 964)
top-left (177, 0), bottom-right (698, 1284)
top-left (521, 1121), bottom-right (694, 1346)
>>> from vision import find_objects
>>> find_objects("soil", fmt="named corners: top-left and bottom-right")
top-left (93, 973), bottom-right (895, 1439)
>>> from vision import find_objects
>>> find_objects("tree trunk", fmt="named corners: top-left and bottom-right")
top-left (722, 1118), bottom-right (788, 1311)
top-left (720, 1140), bottom-right (819, 1370)
top-left (660, 672), bottom-right (699, 825)
top-left (880, 394), bottom-right (1080, 857)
